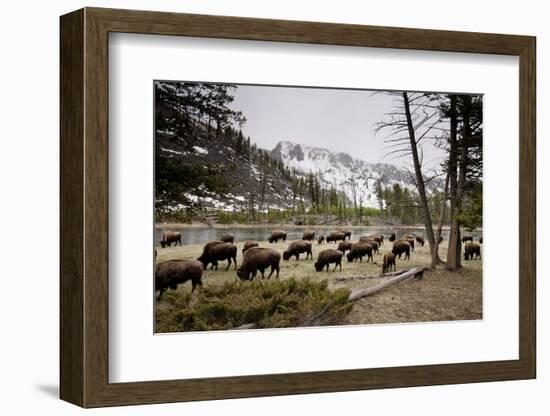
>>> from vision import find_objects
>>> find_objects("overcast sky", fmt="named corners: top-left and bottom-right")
top-left (229, 84), bottom-right (448, 169)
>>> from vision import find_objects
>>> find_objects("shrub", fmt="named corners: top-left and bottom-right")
top-left (156, 278), bottom-right (352, 332)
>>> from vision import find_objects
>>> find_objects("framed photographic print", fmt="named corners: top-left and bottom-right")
top-left (60, 7), bottom-right (536, 408)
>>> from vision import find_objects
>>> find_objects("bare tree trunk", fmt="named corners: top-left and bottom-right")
top-left (446, 95), bottom-right (461, 271)
top-left (434, 168), bottom-right (450, 261)
top-left (402, 92), bottom-right (438, 268)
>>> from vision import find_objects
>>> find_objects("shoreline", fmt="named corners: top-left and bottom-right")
top-left (155, 222), bottom-right (476, 231)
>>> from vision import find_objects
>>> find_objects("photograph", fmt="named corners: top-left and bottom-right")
top-left (153, 81), bottom-right (483, 333)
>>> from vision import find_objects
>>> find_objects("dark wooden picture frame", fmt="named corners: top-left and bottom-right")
top-left (60, 7), bottom-right (536, 408)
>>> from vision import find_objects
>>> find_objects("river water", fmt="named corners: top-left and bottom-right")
top-left (155, 225), bottom-right (481, 246)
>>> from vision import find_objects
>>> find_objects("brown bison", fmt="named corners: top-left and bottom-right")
top-left (337, 240), bottom-right (353, 254)
top-left (314, 249), bottom-right (343, 272)
top-left (464, 242), bottom-right (481, 260)
top-left (155, 259), bottom-right (203, 300)
top-left (242, 240), bottom-right (259, 254)
top-left (160, 231), bottom-right (182, 248)
top-left (302, 230), bottom-right (316, 241)
top-left (326, 231), bottom-right (346, 243)
top-left (268, 229), bottom-right (287, 243)
top-left (479, 236), bottom-right (483, 244)
top-left (283, 240), bottom-right (313, 261)
top-left (415, 235), bottom-right (425, 246)
top-left (462, 235), bottom-right (474, 243)
top-left (197, 241), bottom-right (237, 271)
top-left (382, 252), bottom-right (396, 274)
top-left (367, 234), bottom-right (383, 246)
top-left (404, 233), bottom-right (415, 239)
top-left (220, 233), bottom-right (234, 243)
top-left (359, 237), bottom-right (379, 255)
top-left (336, 229), bottom-right (352, 240)
top-left (346, 242), bottom-right (373, 263)
top-left (389, 232), bottom-right (396, 242)
top-left (392, 240), bottom-right (411, 260)
top-left (237, 247), bottom-right (281, 280)
top-left (318, 235), bottom-right (325, 245)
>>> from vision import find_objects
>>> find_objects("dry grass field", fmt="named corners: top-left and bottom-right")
top-left (155, 236), bottom-right (482, 331)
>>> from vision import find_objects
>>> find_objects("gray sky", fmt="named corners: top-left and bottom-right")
top-left (229, 84), bottom-right (448, 169)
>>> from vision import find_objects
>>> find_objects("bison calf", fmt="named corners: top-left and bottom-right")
top-left (155, 259), bottom-right (204, 300)
top-left (318, 235), bottom-right (325, 245)
top-left (382, 252), bottom-right (396, 274)
top-left (237, 247), bottom-right (281, 280)
top-left (415, 235), bottom-right (425, 246)
top-left (346, 242), bottom-right (373, 263)
top-left (302, 230), bottom-right (316, 241)
top-left (283, 240), bottom-right (313, 261)
top-left (389, 232), bottom-right (396, 242)
top-left (314, 249), bottom-right (343, 272)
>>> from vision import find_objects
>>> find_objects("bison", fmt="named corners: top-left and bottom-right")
top-left (302, 230), bottom-right (316, 241)
top-left (462, 235), bottom-right (474, 243)
top-left (382, 252), bottom-right (396, 274)
top-left (415, 235), bottom-right (425, 246)
top-left (346, 242), bottom-right (373, 263)
top-left (160, 230), bottom-right (181, 248)
top-left (367, 234), bottom-right (383, 246)
top-left (155, 259), bottom-right (203, 300)
top-left (389, 232), bottom-right (396, 242)
top-left (220, 233), bottom-right (234, 243)
top-left (337, 240), bottom-right (353, 254)
top-left (197, 241), bottom-right (237, 271)
top-left (392, 240), bottom-right (411, 260)
top-left (237, 247), bottom-right (281, 280)
top-left (268, 229), bottom-right (287, 243)
top-left (336, 229), bottom-right (352, 240)
top-left (283, 240), bottom-right (313, 261)
top-left (314, 249), bottom-right (343, 272)
top-left (464, 242), bottom-right (481, 260)
top-left (359, 237), bottom-right (379, 255)
top-left (326, 231), bottom-right (346, 243)
top-left (242, 240), bottom-right (259, 254)
top-left (318, 235), bottom-right (325, 245)
top-left (479, 236), bottom-right (483, 244)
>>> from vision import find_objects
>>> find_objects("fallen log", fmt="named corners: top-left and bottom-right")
top-left (334, 269), bottom-right (406, 282)
top-left (347, 267), bottom-right (424, 302)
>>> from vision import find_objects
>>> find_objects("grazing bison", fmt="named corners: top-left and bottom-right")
top-left (382, 252), bottom-right (396, 274)
top-left (242, 240), bottom-right (259, 254)
top-left (268, 229), bottom-right (287, 243)
top-left (326, 231), bottom-right (346, 243)
top-left (318, 235), bottom-right (325, 245)
top-left (464, 242), bottom-right (481, 260)
top-left (197, 241), bottom-right (237, 270)
top-left (283, 240), bottom-right (313, 261)
top-left (392, 240), bottom-right (411, 260)
top-left (389, 232), bottom-right (396, 242)
top-left (415, 235), bottom-right (425, 246)
top-left (359, 237), bottom-right (379, 255)
top-left (336, 229), bottom-right (352, 240)
top-left (302, 230), bottom-right (316, 241)
top-left (314, 249), bottom-right (343, 272)
top-left (237, 247), bottom-right (281, 280)
top-left (462, 235), bottom-right (474, 243)
top-left (155, 259), bottom-right (203, 300)
top-left (366, 234), bottom-right (383, 246)
top-left (160, 231), bottom-right (182, 248)
top-left (337, 240), bottom-right (353, 254)
top-left (220, 233), bottom-right (234, 243)
top-left (346, 242), bottom-right (373, 263)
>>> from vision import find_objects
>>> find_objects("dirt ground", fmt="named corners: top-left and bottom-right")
top-left (155, 236), bottom-right (482, 326)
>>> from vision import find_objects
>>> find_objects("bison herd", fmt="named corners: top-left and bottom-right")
top-left (155, 228), bottom-right (482, 299)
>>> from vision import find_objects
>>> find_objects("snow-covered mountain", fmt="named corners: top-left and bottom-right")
top-left (271, 141), bottom-right (441, 208)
